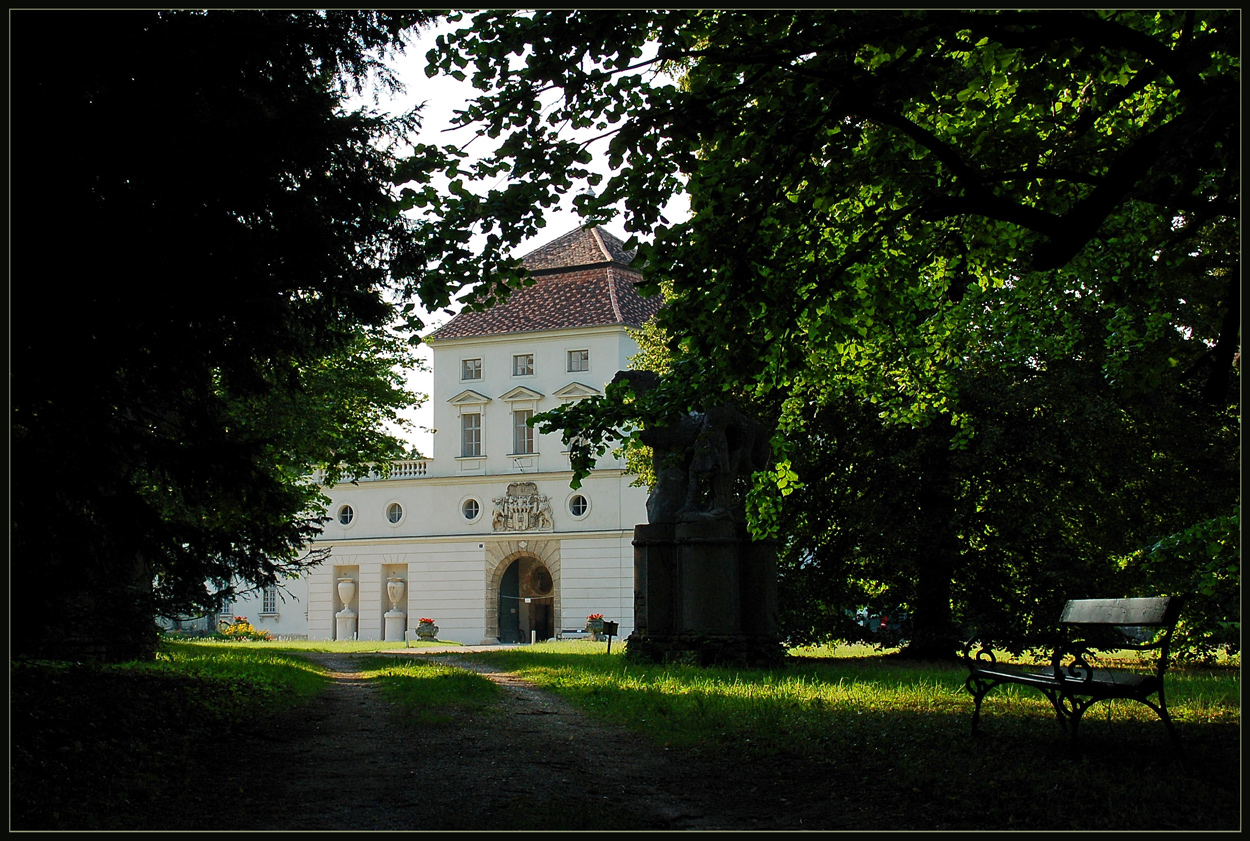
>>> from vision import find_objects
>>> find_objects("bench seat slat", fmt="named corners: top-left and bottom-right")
top-left (970, 664), bottom-right (1158, 691)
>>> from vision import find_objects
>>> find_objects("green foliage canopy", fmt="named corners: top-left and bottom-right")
top-left (411, 11), bottom-right (1239, 655)
top-left (415, 10), bottom-right (1237, 424)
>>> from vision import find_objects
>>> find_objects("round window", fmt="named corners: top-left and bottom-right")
top-left (338, 504), bottom-right (354, 525)
top-left (386, 502), bottom-right (403, 524)
top-left (530, 566), bottom-right (553, 595)
top-left (462, 498), bottom-right (480, 520)
top-left (569, 494), bottom-right (589, 517)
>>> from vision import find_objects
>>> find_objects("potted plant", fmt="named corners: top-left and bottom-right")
top-left (416, 617), bottom-right (439, 640)
top-left (585, 613), bottom-right (605, 640)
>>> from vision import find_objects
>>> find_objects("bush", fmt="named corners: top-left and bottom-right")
top-left (1122, 510), bottom-right (1240, 662)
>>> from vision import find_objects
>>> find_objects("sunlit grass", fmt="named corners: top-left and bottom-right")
top-left (355, 655), bottom-right (500, 724)
top-left (456, 640), bottom-right (1239, 759)
top-left (164, 635), bottom-right (462, 654)
top-left (150, 640), bottom-right (329, 704)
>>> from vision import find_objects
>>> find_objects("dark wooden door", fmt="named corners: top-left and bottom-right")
top-left (498, 560), bottom-right (520, 643)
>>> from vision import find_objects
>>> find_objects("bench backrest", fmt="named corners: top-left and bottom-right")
top-left (1058, 596), bottom-right (1183, 677)
top-left (1059, 596), bottom-right (1181, 627)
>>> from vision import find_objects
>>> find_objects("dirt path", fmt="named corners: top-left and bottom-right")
top-left (147, 651), bottom-right (833, 831)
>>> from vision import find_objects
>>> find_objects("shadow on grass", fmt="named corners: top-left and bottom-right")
top-left (455, 645), bottom-right (1240, 830)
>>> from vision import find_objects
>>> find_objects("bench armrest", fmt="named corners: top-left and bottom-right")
top-left (1049, 642), bottom-right (1098, 683)
top-left (962, 638), bottom-right (999, 668)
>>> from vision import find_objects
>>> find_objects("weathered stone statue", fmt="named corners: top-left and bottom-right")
top-left (678, 402), bottom-right (771, 523)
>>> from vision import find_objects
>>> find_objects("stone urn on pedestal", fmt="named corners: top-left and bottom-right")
top-left (384, 576), bottom-right (407, 642)
top-left (335, 577), bottom-right (358, 640)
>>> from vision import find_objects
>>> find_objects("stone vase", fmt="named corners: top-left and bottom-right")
top-left (335, 577), bottom-right (358, 640)
top-left (386, 577), bottom-right (406, 611)
top-left (336, 577), bottom-right (357, 615)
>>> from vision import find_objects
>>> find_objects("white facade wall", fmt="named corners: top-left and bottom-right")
top-left (215, 575), bottom-right (310, 639)
top-left (556, 536), bottom-right (635, 629)
top-left (431, 325), bottom-right (634, 474)
top-left (299, 319), bottom-right (649, 645)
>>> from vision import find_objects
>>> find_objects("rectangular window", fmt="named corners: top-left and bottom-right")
top-left (513, 409), bottom-right (534, 454)
top-left (567, 349), bottom-right (589, 372)
top-left (461, 412), bottom-right (482, 457)
top-left (513, 353), bottom-right (534, 376)
top-left (461, 358), bottom-right (482, 380)
top-left (262, 584), bottom-right (278, 614)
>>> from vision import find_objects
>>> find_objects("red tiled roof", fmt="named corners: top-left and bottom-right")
top-left (519, 226), bottom-right (638, 273)
top-left (426, 227), bottom-right (661, 341)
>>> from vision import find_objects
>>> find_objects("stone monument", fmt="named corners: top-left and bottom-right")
top-left (620, 372), bottom-right (784, 666)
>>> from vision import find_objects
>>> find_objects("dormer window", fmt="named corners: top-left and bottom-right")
top-left (513, 353), bottom-right (534, 376)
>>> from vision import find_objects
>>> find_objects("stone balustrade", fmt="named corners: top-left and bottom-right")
top-left (310, 459), bottom-right (430, 485)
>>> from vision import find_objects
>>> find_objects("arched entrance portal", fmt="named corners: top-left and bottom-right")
top-left (497, 557), bottom-right (555, 643)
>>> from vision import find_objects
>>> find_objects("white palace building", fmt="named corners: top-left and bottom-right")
top-left (221, 227), bottom-right (659, 644)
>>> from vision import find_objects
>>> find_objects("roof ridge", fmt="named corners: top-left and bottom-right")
top-left (589, 227), bottom-right (610, 263)
top-left (606, 265), bottom-right (623, 323)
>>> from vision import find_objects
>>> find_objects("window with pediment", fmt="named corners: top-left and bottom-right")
top-left (461, 412), bottom-right (482, 457)
top-left (513, 409), bottom-right (535, 454)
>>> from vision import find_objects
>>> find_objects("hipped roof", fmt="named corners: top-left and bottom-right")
top-left (426, 227), bottom-right (661, 341)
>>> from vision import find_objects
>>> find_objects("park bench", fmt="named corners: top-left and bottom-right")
top-left (962, 596), bottom-right (1185, 746)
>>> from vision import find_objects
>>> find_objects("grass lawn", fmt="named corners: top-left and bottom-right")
top-left (10, 637), bottom-right (1240, 831)
top-left (453, 640), bottom-right (1241, 830)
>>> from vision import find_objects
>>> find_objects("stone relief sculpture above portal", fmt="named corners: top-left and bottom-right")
top-left (492, 482), bottom-right (555, 532)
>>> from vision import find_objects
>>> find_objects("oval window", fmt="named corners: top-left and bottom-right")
top-left (530, 566), bottom-right (553, 595)
top-left (386, 502), bottom-right (403, 524)
top-left (569, 494), bottom-right (588, 517)
top-left (462, 498), bottom-right (480, 520)
top-left (338, 504), bottom-right (354, 525)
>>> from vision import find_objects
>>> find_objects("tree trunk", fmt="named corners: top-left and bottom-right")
top-left (900, 425), bottom-right (961, 660)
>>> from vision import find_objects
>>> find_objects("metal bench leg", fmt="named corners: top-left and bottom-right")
top-left (1039, 688), bottom-right (1075, 737)
top-left (1141, 695), bottom-right (1184, 753)
top-left (965, 674), bottom-right (993, 736)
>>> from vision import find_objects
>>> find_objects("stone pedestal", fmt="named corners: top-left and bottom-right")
top-left (336, 613), bottom-right (358, 640)
top-left (678, 518), bottom-right (741, 634)
top-left (384, 612), bottom-right (406, 642)
top-left (632, 523), bottom-right (677, 638)
top-left (627, 520), bottom-right (784, 667)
